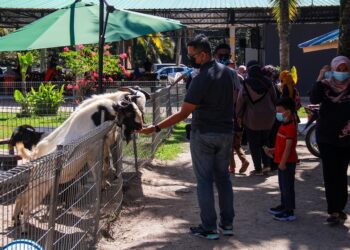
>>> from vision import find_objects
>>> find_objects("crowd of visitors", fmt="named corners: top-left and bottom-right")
top-left (137, 34), bottom-right (350, 240)
top-left (1, 31), bottom-right (347, 241)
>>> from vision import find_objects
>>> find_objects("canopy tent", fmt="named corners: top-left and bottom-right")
top-left (0, 1), bottom-right (183, 51)
top-left (298, 29), bottom-right (338, 53)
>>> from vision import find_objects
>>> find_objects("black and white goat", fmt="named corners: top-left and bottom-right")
top-left (8, 125), bottom-right (46, 152)
top-left (12, 91), bottom-right (146, 228)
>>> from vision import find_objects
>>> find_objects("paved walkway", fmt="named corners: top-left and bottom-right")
top-left (97, 138), bottom-right (350, 250)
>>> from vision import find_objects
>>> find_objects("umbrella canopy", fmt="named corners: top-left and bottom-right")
top-left (298, 29), bottom-right (339, 53)
top-left (0, 1), bottom-right (183, 51)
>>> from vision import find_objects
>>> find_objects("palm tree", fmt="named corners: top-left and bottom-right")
top-left (338, 0), bottom-right (350, 57)
top-left (270, 0), bottom-right (299, 70)
top-left (137, 33), bottom-right (175, 64)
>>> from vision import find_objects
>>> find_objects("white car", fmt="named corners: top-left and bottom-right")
top-left (152, 63), bottom-right (186, 72)
top-left (156, 66), bottom-right (189, 80)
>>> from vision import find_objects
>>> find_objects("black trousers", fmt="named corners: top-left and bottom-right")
top-left (278, 163), bottom-right (296, 211)
top-left (318, 143), bottom-right (350, 214)
top-left (246, 128), bottom-right (271, 171)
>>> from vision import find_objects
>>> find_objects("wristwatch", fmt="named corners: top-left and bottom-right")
top-left (154, 125), bottom-right (161, 133)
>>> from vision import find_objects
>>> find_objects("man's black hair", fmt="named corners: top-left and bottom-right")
top-left (187, 34), bottom-right (211, 54)
top-left (214, 43), bottom-right (231, 54)
top-left (276, 97), bottom-right (296, 114)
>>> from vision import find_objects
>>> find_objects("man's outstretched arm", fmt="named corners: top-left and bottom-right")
top-left (137, 102), bottom-right (197, 134)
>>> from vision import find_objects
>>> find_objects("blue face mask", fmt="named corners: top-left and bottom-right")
top-left (324, 71), bottom-right (333, 79)
top-left (276, 112), bottom-right (285, 122)
top-left (333, 71), bottom-right (350, 82)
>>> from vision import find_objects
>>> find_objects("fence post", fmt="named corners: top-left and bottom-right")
top-left (167, 86), bottom-right (172, 117)
top-left (93, 112), bottom-right (105, 244)
top-left (132, 133), bottom-right (138, 172)
top-left (45, 145), bottom-right (64, 250)
top-left (151, 92), bottom-right (158, 155)
top-left (176, 83), bottom-right (179, 111)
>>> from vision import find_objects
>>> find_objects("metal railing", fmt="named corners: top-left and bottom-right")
top-left (0, 81), bottom-right (186, 249)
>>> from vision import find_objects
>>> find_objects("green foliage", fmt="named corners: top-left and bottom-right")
top-left (17, 52), bottom-right (34, 82)
top-left (13, 83), bottom-right (65, 116)
top-left (137, 33), bottom-right (175, 63)
top-left (57, 44), bottom-right (123, 78)
top-left (13, 89), bottom-right (31, 117)
top-left (270, 0), bottom-right (300, 28)
top-left (26, 82), bottom-right (65, 115)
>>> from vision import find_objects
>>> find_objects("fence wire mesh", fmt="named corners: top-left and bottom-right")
top-left (0, 80), bottom-right (186, 249)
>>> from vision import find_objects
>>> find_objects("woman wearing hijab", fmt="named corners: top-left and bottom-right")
top-left (310, 55), bottom-right (350, 225)
top-left (236, 60), bottom-right (277, 175)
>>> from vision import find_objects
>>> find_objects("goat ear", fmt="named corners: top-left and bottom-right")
top-left (138, 89), bottom-right (151, 100)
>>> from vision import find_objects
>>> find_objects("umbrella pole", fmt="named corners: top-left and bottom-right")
top-left (98, 0), bottom-right (104, 94)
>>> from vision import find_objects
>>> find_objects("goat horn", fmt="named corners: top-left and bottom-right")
top-left (118, 87), bottom-right (137, 95)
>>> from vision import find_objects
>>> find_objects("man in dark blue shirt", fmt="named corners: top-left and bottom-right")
top-left (138, 34), bottom-right (235, 240)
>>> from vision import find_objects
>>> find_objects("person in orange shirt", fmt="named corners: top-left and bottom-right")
top-left (264, 97), bottom-right (298, 221)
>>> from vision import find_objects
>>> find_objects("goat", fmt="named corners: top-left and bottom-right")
top-left (8, 125), bottom-right (46, 152)
top-left (78, 86), bottom-right (151, 123)
top-left (12, 97), bottom-right (144, 228)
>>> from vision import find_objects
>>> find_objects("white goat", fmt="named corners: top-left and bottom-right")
top-left (13, 94), bottom-right (145, 228)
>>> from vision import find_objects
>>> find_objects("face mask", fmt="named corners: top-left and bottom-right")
top-left (333, 71), bottom-right (350, 82)
top-left (188, 56), bottom-right (200, 69)
top-left (276, 112), bottom-right (285, 122)
top-left (218, 59), bottom-right (230, 66)
top-left (324, 71), bottom-right (333, 79)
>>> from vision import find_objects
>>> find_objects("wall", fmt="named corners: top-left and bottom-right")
top-left (264, 23), bottom-right (338, 96)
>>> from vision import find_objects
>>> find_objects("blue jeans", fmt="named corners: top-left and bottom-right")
top-left (190, 130), bottom-right (234, 231)
top-left (278, 163), bottom-right (296, 211)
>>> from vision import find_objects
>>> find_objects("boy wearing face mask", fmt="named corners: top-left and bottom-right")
top-left (264, 97), bottom-right (298, 221)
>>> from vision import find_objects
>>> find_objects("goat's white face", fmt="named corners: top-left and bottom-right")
top-left (113, 100), bottom-right (144, 143)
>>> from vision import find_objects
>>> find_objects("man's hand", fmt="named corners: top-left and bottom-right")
top-left (137, 125), bottom-right (155, 134)
top-left (279, 162), bottom-right (287, 171)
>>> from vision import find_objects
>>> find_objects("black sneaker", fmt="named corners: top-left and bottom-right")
top-left (190, 225), bottom-right (219, 240)
top-left (326, 212), bottom-right (347, 225)
top-left (269, 205), bottom-right (285, 215)
top-left (218, 223), bottom-right (234, 236)
top-left (273, 210), bottom-right (296, 221)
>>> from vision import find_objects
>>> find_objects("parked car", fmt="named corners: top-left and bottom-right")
top-left (156, 66), bottom-right (189, 80)
top-left (152, 63), bottom-right (186, 72)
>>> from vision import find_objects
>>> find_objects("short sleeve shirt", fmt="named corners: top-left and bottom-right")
top-left (184, 60), bottom-right (234, 134)
top-left (274, 121), bottom-right (298, 163)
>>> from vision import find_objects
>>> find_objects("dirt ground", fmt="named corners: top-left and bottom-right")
top-left (97, 139), bottom-right (350, 250)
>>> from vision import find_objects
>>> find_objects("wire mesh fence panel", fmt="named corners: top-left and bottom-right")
top-left (52, 121), bottom-right (114, 250)
top-left (0, 152), bottom-right (64, 249)
top-left (0, 80), bottom-right (186, 249)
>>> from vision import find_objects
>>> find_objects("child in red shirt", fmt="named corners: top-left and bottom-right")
top-left (264, 97), bottom-right (298, 221)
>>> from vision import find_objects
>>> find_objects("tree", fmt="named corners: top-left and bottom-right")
top-left (338, 0), bottom-right (350, 57)
top-left (270, 0), bottom-right (299, 70)
top-left (137, 33), bottom-right (175, 63)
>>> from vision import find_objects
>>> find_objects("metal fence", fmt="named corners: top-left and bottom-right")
top-left (0, 81), bottom-right (187, 249)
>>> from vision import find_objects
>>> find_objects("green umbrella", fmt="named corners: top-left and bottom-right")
top-left (0, 1), bottom-right (183, 51)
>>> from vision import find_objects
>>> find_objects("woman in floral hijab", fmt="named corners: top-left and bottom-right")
top-left (310, 55), bottom-right (350, 225)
